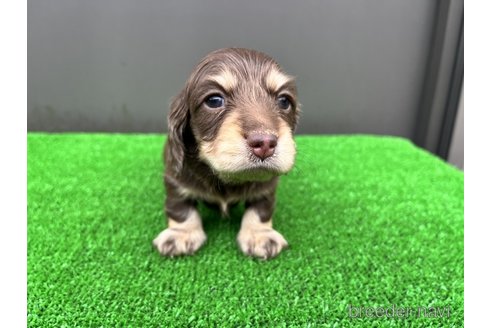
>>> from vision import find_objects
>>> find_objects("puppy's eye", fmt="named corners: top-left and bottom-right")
top-left (277, 96), bottom-right (291, 110)
top-left (204, 95), bottom-right (225, 109)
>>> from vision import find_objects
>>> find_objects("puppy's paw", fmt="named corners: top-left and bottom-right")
top-left (237, 228), bottom-right (288, 260)
top-left (153, 227), bottom-right (207, 257)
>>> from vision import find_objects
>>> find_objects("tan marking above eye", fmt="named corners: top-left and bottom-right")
top-left (265, 69), bottom-right (292, 93)
top-left (209, 70), bottom-right (237, 93)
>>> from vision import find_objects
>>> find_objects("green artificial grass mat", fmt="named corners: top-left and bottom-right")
top-left (27, 133), bottom-right (464, 327)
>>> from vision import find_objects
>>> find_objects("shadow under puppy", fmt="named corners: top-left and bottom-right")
top-left (153, 48), bottom-right (300, 259)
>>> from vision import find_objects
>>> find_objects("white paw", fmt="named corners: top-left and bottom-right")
top-left (153, 227), bottom-right (207, 257)
top-left (237, 228), bottom-right (288, 259)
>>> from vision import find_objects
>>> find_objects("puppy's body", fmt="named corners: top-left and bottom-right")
top-left (165, 144), bottom-right (278, 213)
top-left (153, 48), bottom-right (299, 259)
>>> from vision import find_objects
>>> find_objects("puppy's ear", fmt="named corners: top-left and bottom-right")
top-left (167, 89), bottom-right (190, 173)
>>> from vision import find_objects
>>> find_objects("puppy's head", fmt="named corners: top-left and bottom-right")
top-left (168, 48), bottom-right (300, 183)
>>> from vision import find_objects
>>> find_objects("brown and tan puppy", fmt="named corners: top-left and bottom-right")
top-left (153, 48), bottom-right (299, 259)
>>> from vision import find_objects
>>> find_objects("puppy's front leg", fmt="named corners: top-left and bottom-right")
top-left (237, 195), bottom-right (288, 260)
top-left (153, 192), bottom-right (206, 257)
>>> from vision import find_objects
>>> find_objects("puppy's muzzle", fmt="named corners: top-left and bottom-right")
top-left (246, 133), bottom-right (278, 161)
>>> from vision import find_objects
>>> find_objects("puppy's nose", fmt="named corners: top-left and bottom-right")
top-left (246, 133), bottom-right (278, 160)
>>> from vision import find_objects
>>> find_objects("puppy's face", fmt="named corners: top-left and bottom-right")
top-left (169, 48), bottom-right (299, 183)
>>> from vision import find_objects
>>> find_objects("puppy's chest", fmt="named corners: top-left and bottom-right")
top-left (176, 182), bottom-right (275, 212)
top-left (177, 185), bottom-right (260, 204)
top-left (177, 187), bottom-right (236, 212)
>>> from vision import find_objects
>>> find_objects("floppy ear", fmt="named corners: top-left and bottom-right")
top-left (167, 89), bottom-right (190, 173)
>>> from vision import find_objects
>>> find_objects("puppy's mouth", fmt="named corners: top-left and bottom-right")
top-left (198, 120), bottom-right (297, 184)
top-left (212, 153), bottom-right (289, 183)
top-left (216, 165), bottom-right (279, 183)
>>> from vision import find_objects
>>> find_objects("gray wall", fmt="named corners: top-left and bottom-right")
top-left (28, 0), bottom-right (438, 138)
top-left (448, 86), bottom-right (463, 170)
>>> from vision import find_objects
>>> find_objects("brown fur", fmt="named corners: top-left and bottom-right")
top-left (153, 48), bottom-right (300, 259)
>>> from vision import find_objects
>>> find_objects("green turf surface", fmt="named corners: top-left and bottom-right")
top-left (27, 133), bottom-right (463, 327)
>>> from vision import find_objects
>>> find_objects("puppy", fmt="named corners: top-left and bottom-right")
top-left (153, 48), bottom-right (299, 259)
